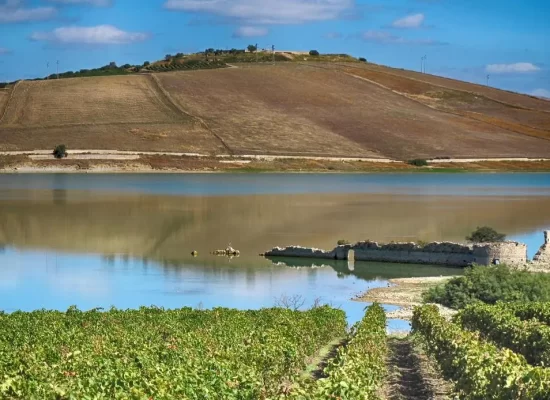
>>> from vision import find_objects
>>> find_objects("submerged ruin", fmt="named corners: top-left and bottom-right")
top-left (262, 231), bottom-right (550, 269)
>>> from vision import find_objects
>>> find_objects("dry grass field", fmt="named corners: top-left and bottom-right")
top-left (0, 88), bottom-right (10, 118)
top-left (333, 63), bottom-right (550, 141)
top-left (1, 62), bottom-right (550, 159)
top-left (360, 63), bottom-right (550, 112)
top-left (0, 75), bottom-right (225, 153)
top-left (158, 63), bottom-right (550, 159)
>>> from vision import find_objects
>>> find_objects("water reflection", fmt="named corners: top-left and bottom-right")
top-left (0, 173), bottom-right (549, 325)
top-left (1, 192), bottom-right (550, 266)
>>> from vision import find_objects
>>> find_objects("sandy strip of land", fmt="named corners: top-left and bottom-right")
top-left (430, 157), bottom-right (550, 163)
top-left (2, 150), bottom-right (549, 164)
top-left (354, 276), bottom-right (458, 320)
top-left (29, 154), bottom-right (140, 160)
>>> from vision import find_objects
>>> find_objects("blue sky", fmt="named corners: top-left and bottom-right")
top-left (0, 0), bottom-right (549, 97)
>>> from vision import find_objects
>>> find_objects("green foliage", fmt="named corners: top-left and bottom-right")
top-left (288, 303), bottom-right (387, 399)
top-left (456, 303), bottom-right (550, 366)
top-left (503, 302), bottom-right (550, 325)
top-left (53, 144), bottom-right (67, 159)
top-left (247, 44), bottom-right (258, 53)
top-left (407, 158), bottom-right (429, 166)
top-left (0, 306), bottom-right (346, 399)
top-left (466, 226), bottom-right (506, 242)
top-left (359, 57), bottom-right (367, 62)
top-left (143, 61), bottom-right (150, 67)
top-left (337, 239), bottom-right (350, 246)
top-left (147, 60), bottom-right (228, 72)
top-left (424, 265), bottom-right (550, 309)
top-left (309, 50), bottom-right (320, 56)
top-left (412, 305), bottom-right (550, 399)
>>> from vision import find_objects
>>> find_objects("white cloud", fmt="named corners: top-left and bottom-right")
top-left (361, 30), bottom-right (446, 46)
top-left (392, 13), bottom-right (425, 28)
top-left (45, 0), bottom-right (113, 6)
top-left (164, 0), bottom-right (354, 24)
top-left (0, 0), bottom-right (57, 23)
top-left (233, 26), bottom-right (268, 37)
top-left (0, 47), bottom-right (11, 54)
top-left (31, 25), bottom-right (149, 44)
top-left (531, 89), bottom-right (550, 99)
top-left (486, 62), bottom-right (540, 74)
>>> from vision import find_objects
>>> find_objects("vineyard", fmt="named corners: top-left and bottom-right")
top-left (0, 304), bottom-right (390, 399)
top-left (412, 303), bottom-right (550, 399)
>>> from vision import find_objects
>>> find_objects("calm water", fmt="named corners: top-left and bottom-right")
top-left (1, 173), bottom-right (550, 329)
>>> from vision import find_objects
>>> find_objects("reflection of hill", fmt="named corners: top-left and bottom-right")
top-left (1, 191), bottom-right (550, 266)
top-left (265, 257), bottom-right (460, 281)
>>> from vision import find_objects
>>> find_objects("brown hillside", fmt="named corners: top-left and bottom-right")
top-left (361, 63), bottom-right (550, 112)
top-left (0, 88), bottom-right (10, 119)
top-left (157, 63), bottom-right (550, 159)
top-left (1, 63), bottom-right (549, 158)
top-left (331, 63), bottom-right (550, 141)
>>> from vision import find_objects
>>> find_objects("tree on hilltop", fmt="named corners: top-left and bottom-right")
top-left (247, 44), bottom-right (257, 53)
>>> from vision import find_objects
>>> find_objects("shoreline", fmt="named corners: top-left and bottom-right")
top-left (353, 276), bottom-right (458, 320)
top-left (2, 155), bottom-right (550, 174)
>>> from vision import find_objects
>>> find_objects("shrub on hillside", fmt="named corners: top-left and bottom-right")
top-left (359, 57), bottom-right (367, 62)
top-left (53, 144), bottom-right (67, 159)
top-left (309, 50), bottom-right (320, 56)
top-left (466, 226), bottom-right (506, 243)
top-left (423, 265), bottom-right (550, 309)
top-left (407, 159), bottom-right (428, 166)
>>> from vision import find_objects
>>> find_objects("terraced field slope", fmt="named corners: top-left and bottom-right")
top-left (0, 75), bottom-right (226, 153)
top-left (1, 62), bottom-right (549, 159)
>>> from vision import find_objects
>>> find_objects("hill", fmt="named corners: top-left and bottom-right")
top-left (1, 60), bottom-right (549, 160)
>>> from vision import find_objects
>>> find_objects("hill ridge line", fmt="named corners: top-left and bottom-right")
top-left (149, 74), bottom-right (233, 154)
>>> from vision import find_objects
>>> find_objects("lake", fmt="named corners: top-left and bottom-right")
top-left (1, 173), bottom-right (550, 329)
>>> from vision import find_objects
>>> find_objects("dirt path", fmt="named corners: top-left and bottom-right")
top-left (354, 277), bottom-right (458, 321)
top-left (384, 336), bottom-right (452, 400)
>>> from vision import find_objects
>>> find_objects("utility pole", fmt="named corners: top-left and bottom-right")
top-left (56, 60), bottom-right (59, 79)
top-left (255, 43), bottom-right (258, 63)
top-left (486, 74), bottom-right (490, 87)
top-left (420, 55), bottom-right (426, 73)
top-left (46, 62), bottom-right (49, 79)
top-left (424, 55), bottom-right (427, 74)
top-left (272, 45), bottom-right (275, 63)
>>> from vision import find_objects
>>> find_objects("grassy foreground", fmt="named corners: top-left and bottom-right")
top-left (0, 306), bottom-right (346, 399)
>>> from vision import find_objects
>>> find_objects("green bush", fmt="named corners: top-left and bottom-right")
top-left (359, 57), bottom-right (367, 62)
top-left (423, 265), bottom-right (550, 309)
top-left (309, 50), bottom-right (320, 56)
top-left (53, 144), bottom-right (67, 159)
top-left (407, 159), bottom-right (428, 166)
top-left (466, 226), bottom-right (506, 242)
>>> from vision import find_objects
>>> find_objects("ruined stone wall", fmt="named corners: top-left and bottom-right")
top-left (473, 242), bottom-right (528, 266)
top-left (263, 239), bottom-right (529, 267)
top-left (532, 231), bottom-right (550, 267)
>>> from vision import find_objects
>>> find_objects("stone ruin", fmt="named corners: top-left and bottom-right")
top-left (263, 232), bottom-right (550, 269)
